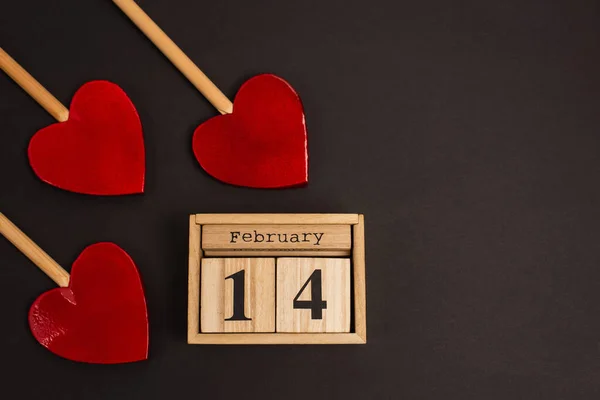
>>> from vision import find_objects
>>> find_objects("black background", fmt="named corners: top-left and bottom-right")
top-left (1, 0), bottom-right (600, 398)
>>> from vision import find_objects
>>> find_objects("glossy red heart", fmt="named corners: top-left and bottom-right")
top-left (28, 242), bottom-right (148, 364)
top-left (28, 81), bottom-right (145, 195)
top-left (193, 74), bottom-right (308, 188)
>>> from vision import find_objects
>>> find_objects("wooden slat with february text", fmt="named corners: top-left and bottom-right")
top-left (201, 224), bottom-right (352, 256)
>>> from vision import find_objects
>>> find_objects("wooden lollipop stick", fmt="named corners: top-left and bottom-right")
top-left (0, 213), bottom-right (70, 288)
top-left (112, 0), bottom-right (233, 115)
top-left (0, 48), bottom-right (70, 122)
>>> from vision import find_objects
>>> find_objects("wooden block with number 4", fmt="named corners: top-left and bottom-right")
top-left (276, 258), bottom-right (351, 333)
top-left (201, 258), bottom-right (275, 332)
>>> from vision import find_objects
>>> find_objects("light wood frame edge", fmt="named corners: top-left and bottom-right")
top-left (188, 333), bottom-right (365, 345)
top-left (188, 213), bottom-right (366, 344)
top-left (353, 214), bottom-right (367, 343)
top-left (187, 216), bottom-right (202, 343)
top-left (196, 213), bottom-right (359, 225)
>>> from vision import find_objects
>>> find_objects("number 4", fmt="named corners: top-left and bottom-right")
top-left (293, 269), bottom-right (328, 319)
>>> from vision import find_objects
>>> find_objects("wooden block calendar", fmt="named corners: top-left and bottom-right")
top-left (188, 214), bottom-right (366, 344)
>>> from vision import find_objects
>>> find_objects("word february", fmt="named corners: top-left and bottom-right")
top-left (231, 230), bottom-right (324, 245)
top-left (201, 224), bottom-right (352, 255)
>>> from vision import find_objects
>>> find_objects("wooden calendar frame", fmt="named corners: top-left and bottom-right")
top-left (188, 213), bottom-right (366, 344)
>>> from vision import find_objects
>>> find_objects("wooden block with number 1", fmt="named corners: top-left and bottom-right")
top-left (276, 258), bottom-right (351, 333)
top-left (201, 258), bottom-right (275, 332)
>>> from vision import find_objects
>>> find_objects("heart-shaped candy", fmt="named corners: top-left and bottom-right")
top-left (192, 74), bottom-right (308, 188)
top-left (28, 242), bottom-right (148, 364)
top-left (28, 81), bottom-right (145, 195)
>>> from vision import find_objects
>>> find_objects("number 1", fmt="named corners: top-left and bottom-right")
top-left (225, 270), bottom-right (251, 321)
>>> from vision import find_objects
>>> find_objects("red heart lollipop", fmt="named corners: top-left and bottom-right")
top-left (29, 243), bottom-right (148, 364)
top-left (113, 0), bottom-right (309, 188)
top-left (0, 213), bottom-right (149, 364)
top-left (0, 49), bottom-right (144, 196)
top-left (28, 81), bottom-right (145, 195)
top-left (193, 74), bottom-right (308, 188)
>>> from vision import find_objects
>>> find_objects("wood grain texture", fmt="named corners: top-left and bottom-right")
top-left (112, 0), bottom-right (232, 115)
top-left (276, 258), bottom-right (351, 333)
top-left (188, 213), bottom-right (366, 344)
top-left (187, 217), bottom-right (201, 342)
top-left (196, 213), bottom-right (359, 225)
top-left (353, 215), bottom-right (367, 342)
top-left (0, 48), bottom-right (69, 122)
top-left (0, 212), bottom-right (70, 287)
top-left (188, 333), bottom-right (365, 345)
top-left (204, 250), bottom-right (350, 257)
top-left (201, 258), bottom-right (275, 332)
top-left (202, 224), bottom-right (351, 255)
